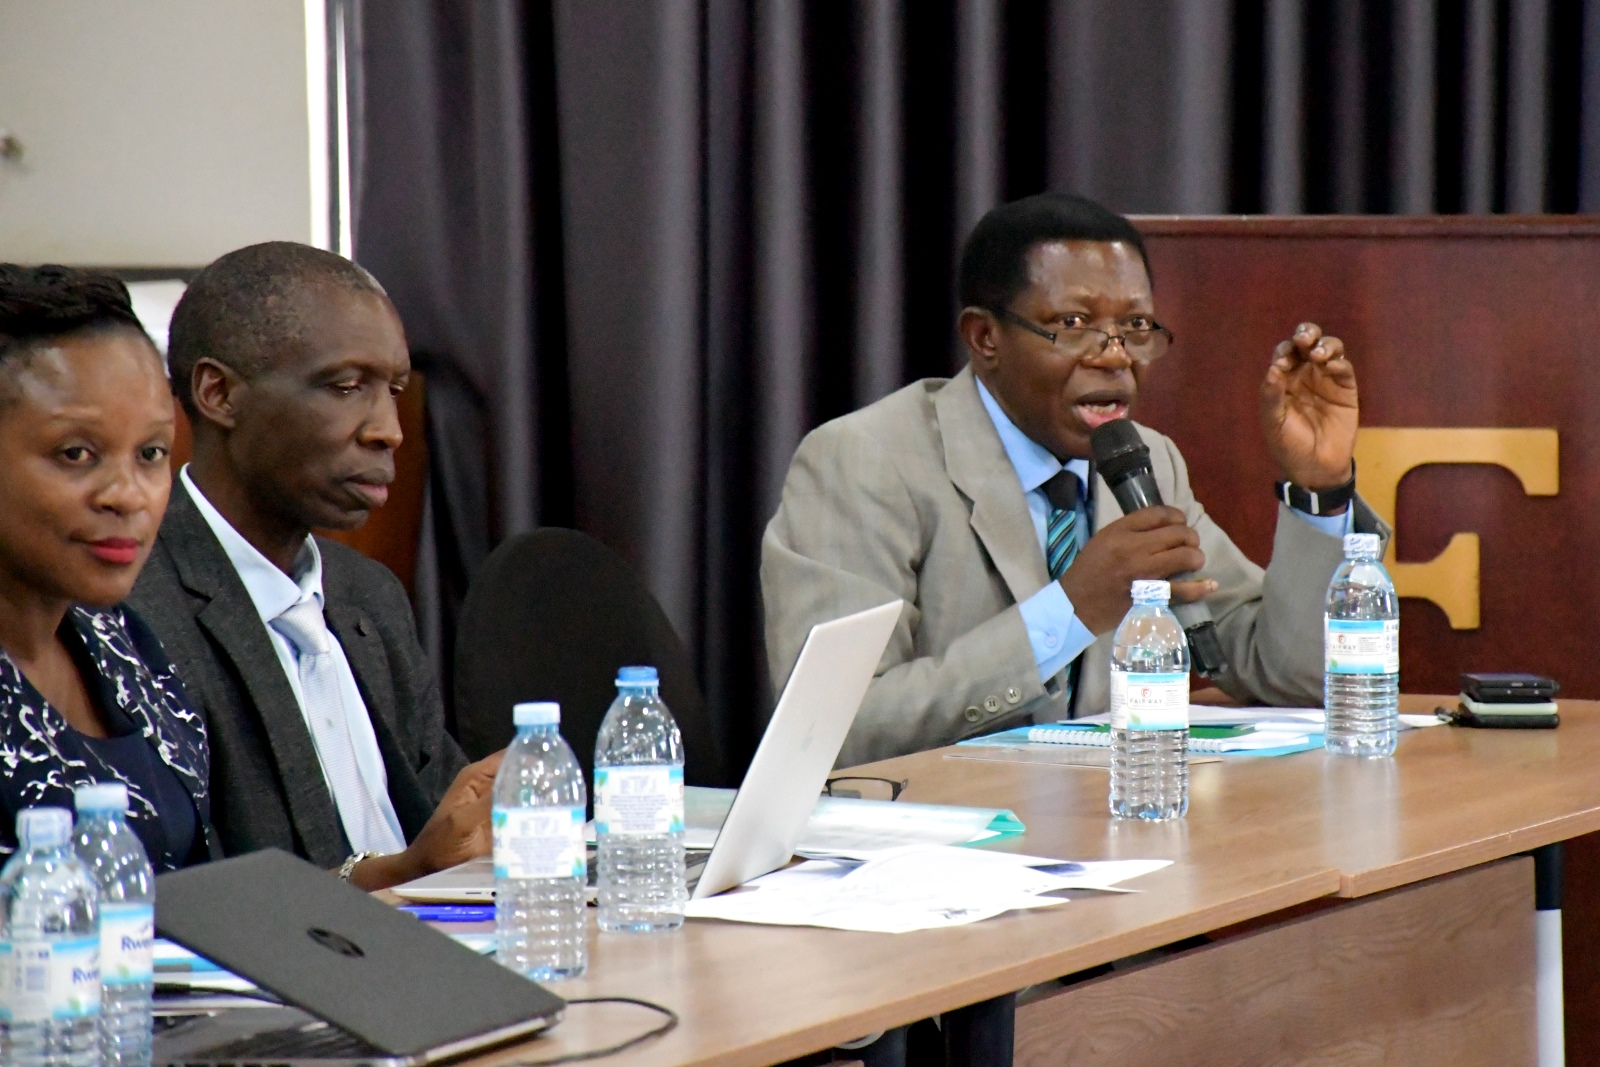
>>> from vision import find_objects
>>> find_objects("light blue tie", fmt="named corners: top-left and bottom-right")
top-left (272, 599), bottom-right (404, 855)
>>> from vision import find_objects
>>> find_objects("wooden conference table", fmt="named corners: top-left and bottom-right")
top-left (460, 696), bottom-right (1600, 1066)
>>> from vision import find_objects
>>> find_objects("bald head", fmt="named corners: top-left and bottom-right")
top-left (167, 242), bottom-right (388, 418)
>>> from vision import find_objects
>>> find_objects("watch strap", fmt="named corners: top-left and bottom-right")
top-left (338, 851), bottom-right (380, 881)
top-left (1275, 464), bottom-right (1356, 516)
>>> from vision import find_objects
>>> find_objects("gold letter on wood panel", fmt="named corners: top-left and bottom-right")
top-left (1352, 429), bottom-right (1558, 630)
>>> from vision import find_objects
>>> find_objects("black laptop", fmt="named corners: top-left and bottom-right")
top-left (152, 849), bottom-right (565, 1066)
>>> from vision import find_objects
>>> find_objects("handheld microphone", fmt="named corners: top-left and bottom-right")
top-left (1089, 419), bottom-right (1229, 678)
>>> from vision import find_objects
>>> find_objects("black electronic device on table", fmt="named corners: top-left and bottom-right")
top-left (1446, 672), bottom-right (1561, 729)
top-left (152, 848), bottom-right (563, 1066)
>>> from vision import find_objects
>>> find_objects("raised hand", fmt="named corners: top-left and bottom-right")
top-left (1260, 322), bottom-right (1358, 491)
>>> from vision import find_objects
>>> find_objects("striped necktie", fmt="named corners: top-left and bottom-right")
top-left (1043, 469), bottom-right (1081, 580)
top-left (1042, 469), bottom-right (1083, 706)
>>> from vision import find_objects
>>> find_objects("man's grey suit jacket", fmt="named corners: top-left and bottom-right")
top-left (129, 482), bottom-right (469, 869)
top-left (762, 365), bottom-right (1388, 768)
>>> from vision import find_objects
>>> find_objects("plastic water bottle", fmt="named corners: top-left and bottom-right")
top-left (1109, 580), bottom-right (1191, 820)
top-left (1324, 532), bottom-right (1400, 757)
top-left (74, 784), bottom-right (154, 1067)
top-left (493, 702), bottom-right (588, 981)
top-left (1, 807), bottom-right (101, 1067)
top-left (594, 666), bottom-right (687, 933)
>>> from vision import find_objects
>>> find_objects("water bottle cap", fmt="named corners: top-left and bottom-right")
top-left (74, 781), bottom-right (129, 813)
top-left (1343, 533), bottom-right (1382, 559)
top-left (616, 666), bottom-right (659, 687)
top-left (1130, 580), bottom-right (1171, 604)
top-left (513, 702), bottom-right (561, 727)
top-left (17, 806), bottom-right (72, 849)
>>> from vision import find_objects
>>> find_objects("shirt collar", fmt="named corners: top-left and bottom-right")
top-left (974, 377), bottom-right (1090, 495)
top-left (180, 465), bottom-right (324, 624)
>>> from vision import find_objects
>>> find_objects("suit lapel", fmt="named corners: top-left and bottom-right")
top-left (163, 485), bottom-right (348, 865)
top-left (934, 366), bottom-right (1051, 603)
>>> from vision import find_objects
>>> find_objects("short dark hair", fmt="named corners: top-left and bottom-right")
top-left (957, 192), bottom-right (1152, 313)
top-left (167, 241), bottom-right (387, 416)
top-left (0, 264), bottom-right (151, 366)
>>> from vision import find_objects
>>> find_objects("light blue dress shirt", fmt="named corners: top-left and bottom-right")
top-left (974, 380), bottom-right (1352, 684)
top-left (181, 466), bottom-right (408, 854)
top-left (974, 380), bottom-right (1097, 681)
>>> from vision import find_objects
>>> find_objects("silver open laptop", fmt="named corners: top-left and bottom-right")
top-left (393, 599), bottom-right (903, 904)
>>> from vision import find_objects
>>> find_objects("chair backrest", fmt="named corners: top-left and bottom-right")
top-left (452, 528), bottom-right (725, 786)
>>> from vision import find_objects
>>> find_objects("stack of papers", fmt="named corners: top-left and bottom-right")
top-left (155, 939), bottom-right (254, 993)
top-left (679, 786), bottom-right (1024, 860)
top-left (154, 930), bottom-right (498, 997)
top-left (1049, 707), bottom-right (1325, 756)
top-left (684, 846), bottom-right (1169, 933)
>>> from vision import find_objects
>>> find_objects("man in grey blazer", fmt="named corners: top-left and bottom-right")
top-left (130, 242), bottom-right (498, 890)
top-left (763, 194), bottom-right (1387, 767)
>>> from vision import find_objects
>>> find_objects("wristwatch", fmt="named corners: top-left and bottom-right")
top-left (338, 851), bottom-right (380, 881)
top-left (1275, 463), bottom-right (1356, 516)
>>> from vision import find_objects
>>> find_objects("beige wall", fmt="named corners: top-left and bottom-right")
top-left (0, 0), bottom-right (316, 266)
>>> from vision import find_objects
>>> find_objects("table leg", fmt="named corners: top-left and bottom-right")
top-left (943, 992), bottom-right (1016, 1067)
top-left (1534, 843), bottom-right (1565, 1067)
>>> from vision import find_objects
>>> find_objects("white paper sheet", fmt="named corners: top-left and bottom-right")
top-left (683, 846), bottom-right (1170, 933)
top-left (1069, 706), bottom-right (1327, 730)
top-left (670, 788), bottom-right (1011, 857)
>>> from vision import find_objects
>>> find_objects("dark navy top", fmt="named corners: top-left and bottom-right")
top-left (0, 606), bottom-right (212, 872)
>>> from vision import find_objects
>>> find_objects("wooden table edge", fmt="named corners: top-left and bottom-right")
top-left (639, 867), bottom-right (1344, 1067)
top-left (1338, 812), bottom-right (1600, 897)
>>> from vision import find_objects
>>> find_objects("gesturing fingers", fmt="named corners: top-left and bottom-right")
top-left (1292, 322), bottom-right (1323, 353)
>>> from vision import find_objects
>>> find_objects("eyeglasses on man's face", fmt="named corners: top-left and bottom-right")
top-left (995, 307), bottom-right (1174, 364)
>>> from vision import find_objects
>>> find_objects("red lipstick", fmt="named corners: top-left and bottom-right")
top-left (88, 538), bottom-right (140, 566)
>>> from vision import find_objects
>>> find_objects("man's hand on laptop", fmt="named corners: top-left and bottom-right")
top-left (347, 751), bottom-right (506, 892)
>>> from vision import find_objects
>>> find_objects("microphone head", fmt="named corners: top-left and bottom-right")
top-left (1090, 419), bottom-right (1152, 485)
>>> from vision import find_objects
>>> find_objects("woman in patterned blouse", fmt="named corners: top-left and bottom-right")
top-left (0, 264), bottom-right (213, 871)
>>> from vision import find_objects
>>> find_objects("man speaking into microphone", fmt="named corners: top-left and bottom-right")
top-left (761, 192), bottom-right (1389, 766)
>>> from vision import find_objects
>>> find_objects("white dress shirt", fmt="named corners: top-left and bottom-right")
top-left (180, 466), bottom-right (407, 855)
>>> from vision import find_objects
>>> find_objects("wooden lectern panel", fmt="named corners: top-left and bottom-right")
top-left (1133, 216), bottom-right (1600, 699)
top-left (1132, 216), bottom-right (1600, 1065)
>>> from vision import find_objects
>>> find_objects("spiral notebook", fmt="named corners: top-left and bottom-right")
top-left (1027, 723), bottom-right (1323, 755)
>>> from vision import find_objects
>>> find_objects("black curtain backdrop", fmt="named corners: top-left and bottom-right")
top-left (354, 0), bottom-right (1600, 782)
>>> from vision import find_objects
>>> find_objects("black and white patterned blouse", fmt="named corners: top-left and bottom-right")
top-left (0, 605), bottom-right (212, 871)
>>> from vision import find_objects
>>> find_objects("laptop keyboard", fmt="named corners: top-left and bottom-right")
top-left (177, 1019), bottom-right (386, 1064)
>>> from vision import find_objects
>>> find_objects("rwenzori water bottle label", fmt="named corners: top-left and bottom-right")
top-left (1110, 672), bottom-right (1189, 730)
top-left (594, 766), bottom-right (684, 837)
top-left (98, 902), bottom-right (154, 987)
top-left (1325, 619), bottom-right (1399, 674)
top-left (492, 806), bottom-right (585, 880)
top-left (7, 936), bottom-right (100, 1023)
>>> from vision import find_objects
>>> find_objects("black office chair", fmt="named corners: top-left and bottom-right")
top-left (452, 528), bottom-right (726, 787)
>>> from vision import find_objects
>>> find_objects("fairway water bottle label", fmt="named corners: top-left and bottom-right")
top-left (1110, 672), bottom-right (1189, 730)
top-left (9, 936), bottom-right (100, 1022)
top-left (594, 766), bottom-right (684, 837)
top-left (99, 901), bottom-right (155, 986)
top-left (493, 806), bottom-right (586, 880)
top-left (1325, 618), bottom-right (1400, 674)
top-left (0, 939), bottom-right (10, 1022)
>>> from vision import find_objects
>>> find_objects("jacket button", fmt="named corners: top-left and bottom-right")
top-left (964, 706), bottom-right (982, 723)
top-left (1005, 687), bottom-right (1022, 704)
top-left (983, 695), bottom-right (1001, 714)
